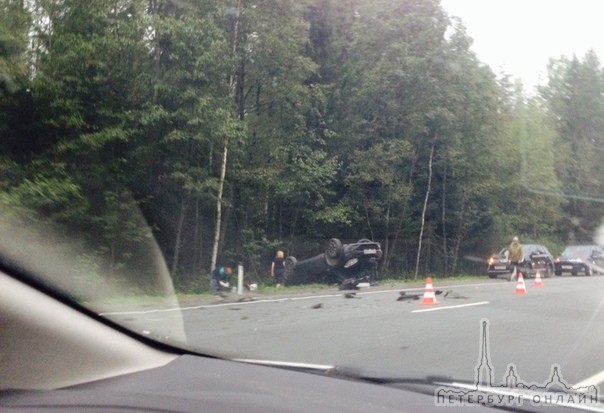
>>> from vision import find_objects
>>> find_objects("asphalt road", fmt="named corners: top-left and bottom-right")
top-left (111, 275), bottom-right (604, 390)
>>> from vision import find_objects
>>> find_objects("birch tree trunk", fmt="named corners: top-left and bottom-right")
top-left (382, 153), bottom-right (417, 276)
top-left (210, 0), bottom-right (241, 272)
top-left (441, 159), bottom-right (448, 276)
top-left (210, 147), bottom-right (228, 271)
top-left (414, 138), bottom-right (436, 280)
top-left (171, 200), bottom-right (187, 276)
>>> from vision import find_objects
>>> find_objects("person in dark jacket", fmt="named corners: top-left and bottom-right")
top-left (211, 266), bottom-right (232, 292)
top-left (271, 250), bottom-right (285, 288)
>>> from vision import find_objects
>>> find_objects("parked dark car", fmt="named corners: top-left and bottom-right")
top-left (487, 243), bottom-right (555, 279)
top-left (284, 238), bottom-right (382, 289)
top-left (554, 245), bottom-right (604, 276)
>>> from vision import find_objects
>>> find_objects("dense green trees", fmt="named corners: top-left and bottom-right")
top-left (0, 0), bottom-right (601, 288)
top-left (540, 51), bottom-right (604, 245)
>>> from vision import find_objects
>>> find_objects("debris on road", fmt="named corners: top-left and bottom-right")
top-left (396, 291), bottom-right (421, 301)
top-left (443, 290), bottom-right (469, 299)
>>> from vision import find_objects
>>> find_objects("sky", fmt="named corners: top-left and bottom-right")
top-left (439, 0), bottom-right (604, 93)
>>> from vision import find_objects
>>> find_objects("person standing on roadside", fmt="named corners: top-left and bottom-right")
top-left (271, 250), bottom-right (285, 288)
top-left (508, 236), bottom-right (523, 281)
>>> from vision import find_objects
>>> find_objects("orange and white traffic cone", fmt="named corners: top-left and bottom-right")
top-left (533, 271), bottom-right (544, 287)
top-left (514, 272), bottom-right (527, 295)
top-left (420, 276), bottom-right (438, 305)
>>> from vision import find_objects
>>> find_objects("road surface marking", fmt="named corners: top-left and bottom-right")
top-left (411, 301), bottom-right (489, 313)
top-left (100, 283), bottom-right (503, 316)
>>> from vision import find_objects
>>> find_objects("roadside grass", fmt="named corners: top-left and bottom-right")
top-left (83, 274), bottom-right (488, 307)
top-left (257, 282), bottom-right (335, 293)
top-left (81, 294), bottom-right (180, 308)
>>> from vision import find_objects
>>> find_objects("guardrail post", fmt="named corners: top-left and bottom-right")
top-left (237, 263), bottom-right (244, 295)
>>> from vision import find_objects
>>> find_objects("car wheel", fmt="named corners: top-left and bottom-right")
top-left (325, 238), bottom-right (342, 266)
top-left (554, 271), bottom-right (561, 276)
top-left (325, 238), bottom-right (342, 258)
top-left (585, 267), bottom-right (592, 276)
top-left (544, 264), bottom-right (553, 278)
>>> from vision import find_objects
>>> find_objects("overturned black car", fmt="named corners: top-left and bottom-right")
top-left (284, 238), bottom-right (382, 289)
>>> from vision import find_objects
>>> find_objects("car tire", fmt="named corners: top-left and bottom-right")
top-left (585, 267), bottom-right (592, 276)
top-left (325, 238), bottom-right (342, 266)
top-left (325, 238), bottom-right (342, 258)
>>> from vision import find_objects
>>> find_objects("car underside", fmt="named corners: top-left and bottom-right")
top-left (284, 238), bottom-right (382, 289)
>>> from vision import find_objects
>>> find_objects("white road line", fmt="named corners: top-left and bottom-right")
top-left (361, 281), bottom-right (512, 295)
top-left (411, 301), bottom-right (490, 313)
top-left (100, 282), bottom-right (505, 316)
top-left (100, 295), bottom-right (340, 316)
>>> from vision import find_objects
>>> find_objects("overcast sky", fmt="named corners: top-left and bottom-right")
top-left (440, 0), bottom-right (604, 93)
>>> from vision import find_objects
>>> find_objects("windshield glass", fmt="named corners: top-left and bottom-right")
top-left (3, 0), bottom-right (604, 409)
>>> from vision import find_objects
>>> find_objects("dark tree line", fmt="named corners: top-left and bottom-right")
top-left (1, 0), bottom-right (603, 290)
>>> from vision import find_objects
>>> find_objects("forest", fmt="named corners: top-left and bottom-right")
top-left (1, 0), bottom-right (604, 291)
